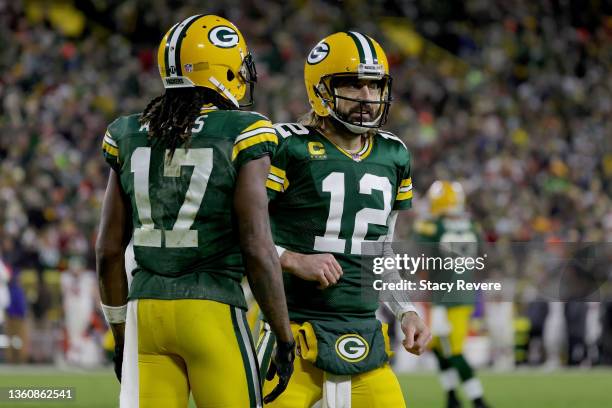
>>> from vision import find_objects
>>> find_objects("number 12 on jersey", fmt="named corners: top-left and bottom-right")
top-left (130, 147), bottom-right (212, 248)
top-left (314, 172), bottom-right (392, 255)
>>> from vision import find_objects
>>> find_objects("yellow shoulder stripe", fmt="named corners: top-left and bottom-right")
top-left (241, 119), bottom-right (273, 134)
top-left (232, 133), bottom-right (278, 161)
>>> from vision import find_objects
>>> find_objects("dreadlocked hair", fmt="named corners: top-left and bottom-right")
top-left (139, 87), bottom-right (235, 159)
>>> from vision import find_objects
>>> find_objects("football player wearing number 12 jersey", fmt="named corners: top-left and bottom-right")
top-left (259, 32), bottom-right (431, 407)
top-left (95, 15), bottom-right (294, 408)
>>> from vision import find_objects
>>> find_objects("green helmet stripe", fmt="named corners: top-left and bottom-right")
top-left (166, 14), bottom-right (203, 78)
top-left (348, 31), bottom-right (376, 65)
top-left (174, 14), bottom-right (205, 76)
top-left (363, 35), bottom-right (379, 64)
top-left (346, 31), bottom-right (366, 64)
top-left (164, 22), bottom-right (180, 77)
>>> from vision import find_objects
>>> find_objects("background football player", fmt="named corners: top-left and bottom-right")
top-left (259, 32), bottom-right (430, 407)
top-left (96, 15), bottom-right (294, 408)
top-left (415, 181), bottom-right (491, 408)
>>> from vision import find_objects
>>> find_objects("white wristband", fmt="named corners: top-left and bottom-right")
top-left (275, 245), bottom-right (286, 258)
top-left (101, 303), bottom-right (128, 324)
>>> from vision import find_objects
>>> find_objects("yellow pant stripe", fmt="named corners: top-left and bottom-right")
top-left (256, 323), bottom-right (275, 384)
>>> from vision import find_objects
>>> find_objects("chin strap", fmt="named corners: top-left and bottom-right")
top-left (324, 103), bottom-right (383, 135)
top-left (208, 76), bottom-right (240, 108)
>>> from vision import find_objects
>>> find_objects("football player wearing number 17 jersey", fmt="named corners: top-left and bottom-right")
top-left (260, 32), bottom-right (431, 407)
top-left (95, 15), bottom-right (294, 408)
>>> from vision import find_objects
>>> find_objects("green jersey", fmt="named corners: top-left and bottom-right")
top-left (414, 215), bottom-right (481, 306)
top-left (102, 107), bottom-right (278, 308)
top-left (267, 123), bottom-right (413, 322)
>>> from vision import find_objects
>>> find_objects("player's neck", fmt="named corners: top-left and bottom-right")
top-left (319, 119), bottom-right (363, 152)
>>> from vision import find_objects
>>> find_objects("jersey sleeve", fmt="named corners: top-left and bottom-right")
top-left (266, 135), bottom-right (289, 201)
top-left (232, 116), bottom-right (278, 169)
top-left (393, 154), bottom-right (413, 210)
top-left (101, 127), bottom-right (120, 172)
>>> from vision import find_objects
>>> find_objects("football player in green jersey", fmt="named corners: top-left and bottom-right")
top-left (259, 32), bottom-right (431, 407)
top-left (95, 15), bottom-right (294, 408)
top-left (415, 181), bottom-right (491, 408)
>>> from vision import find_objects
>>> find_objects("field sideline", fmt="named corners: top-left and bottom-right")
top-left (0, 367), bottom-right (610, 407)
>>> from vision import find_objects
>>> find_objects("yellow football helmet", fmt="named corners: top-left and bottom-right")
top-left (157, 15), bottom-right (257, 108)
top-left (427, 181), bottom-right (466, 216)
top-left (304, 31), bottom-right (392, 133)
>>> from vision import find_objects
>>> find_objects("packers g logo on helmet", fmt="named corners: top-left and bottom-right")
top-left (307, 42), bottom-right (329, 65)
top-left (208, 26), bottom-right (239, 48)
top-left (335, 334), bottom-right (370, 362)
top-left (157, 15), bottom-right (257, 107)
top-left (304, 31), bottom-right (392, 134)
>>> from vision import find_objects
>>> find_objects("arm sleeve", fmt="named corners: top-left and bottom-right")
top-left (232, 118), bottom-right (278, 170)
top-left (380, 210), bottom-right (418, 320)
top-left (102, 129), bottom-right (121, 172)
top-left (265, 135), bottom-right (289, 201)
top-left (393, 160), bottom-right (413, 210)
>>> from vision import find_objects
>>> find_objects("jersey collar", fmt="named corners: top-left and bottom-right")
top-left (199, 104), bottom-right (218, 114)
top-left (316, 131), bottom-right (374, 162)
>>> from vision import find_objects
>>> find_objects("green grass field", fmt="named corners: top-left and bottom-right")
top-left (0, 367), bottom-right (610, 407)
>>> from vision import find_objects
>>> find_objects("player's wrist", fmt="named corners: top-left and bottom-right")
top-left (277, 339), bottom-right (296, 349)
top-left (401, 310), bottom-right (419, 322)
top-left (276, 339), bottom-right (296, 358)
top-left (280, 250), bottom-right (300, 274)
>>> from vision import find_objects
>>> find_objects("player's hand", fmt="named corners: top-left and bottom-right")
top-left (113, 342), bottom-right (124, 383)
top-left (264, 340), bottom-right (295, 403)
top-left (401, 311), bottom-right (431, 355)
top-left (282, 252), bottom-right (343, 289)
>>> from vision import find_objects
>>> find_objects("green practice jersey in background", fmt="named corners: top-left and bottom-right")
top-left (102, 107), bottom-right (277, 309)
top-left (267, 122), bottom-right (413, 322)
top-left (414, 215), bottom-right (481, 306)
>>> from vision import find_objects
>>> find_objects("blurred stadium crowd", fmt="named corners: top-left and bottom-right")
top-left (0, 0), bottom-right (610, 367)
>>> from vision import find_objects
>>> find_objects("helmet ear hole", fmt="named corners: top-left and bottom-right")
top-left (227, 69), bottom-right (235, 82)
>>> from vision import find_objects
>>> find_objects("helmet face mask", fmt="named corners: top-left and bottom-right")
top-left (304, 31), bottom-right (392, 134)
top-left (237, 51), bottom-right (257, 107)
top-left (315, 73), bottom-right (392, 132)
